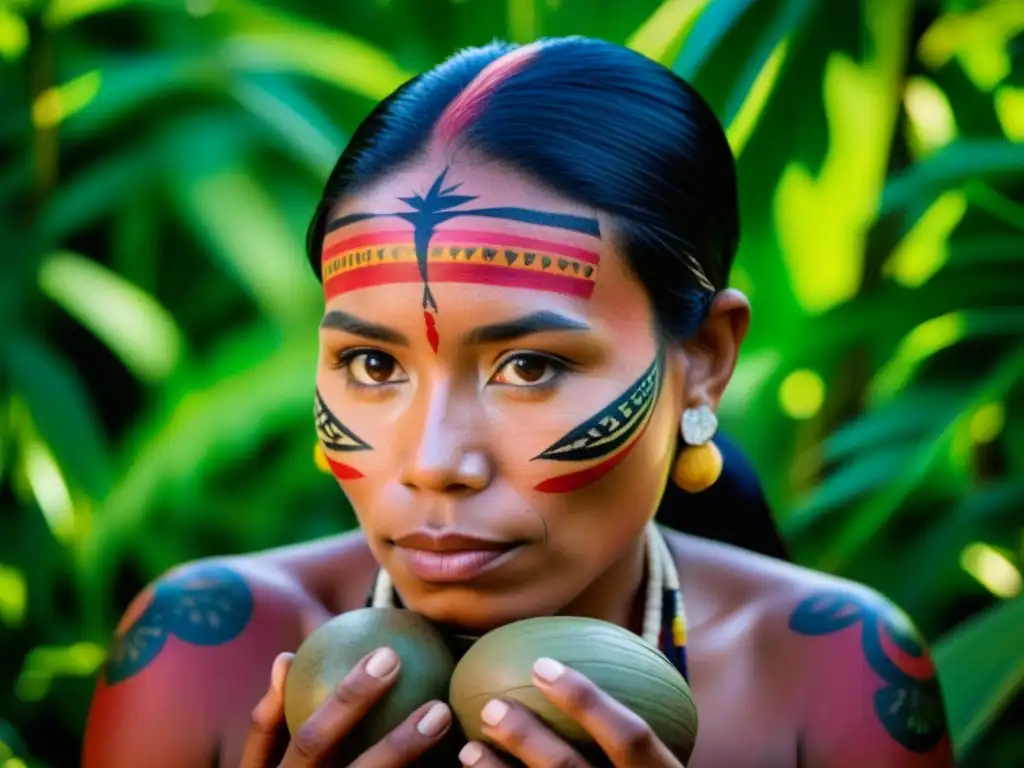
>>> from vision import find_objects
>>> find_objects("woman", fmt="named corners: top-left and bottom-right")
top-left (82, 37), bottom-right (953, 768)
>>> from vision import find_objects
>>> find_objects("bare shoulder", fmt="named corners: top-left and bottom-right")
top-left (82, 529), bottom-right (377, 768)
top-left (667, 530), bottom-right (954, 767)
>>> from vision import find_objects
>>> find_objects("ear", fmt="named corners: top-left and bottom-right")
top-left (679, 289), bottom-right (750, 409)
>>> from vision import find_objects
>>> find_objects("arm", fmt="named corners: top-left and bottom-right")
top-left (82, 560), bottom-right (307, 768)
top-left (785, 587), bottom-right (954, 768)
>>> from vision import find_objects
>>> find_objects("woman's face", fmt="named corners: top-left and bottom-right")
top-left (315, 158), bottom-right (688, 631)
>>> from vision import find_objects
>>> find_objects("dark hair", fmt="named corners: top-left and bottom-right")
top-left (306, 36), bottom-right (790, 562)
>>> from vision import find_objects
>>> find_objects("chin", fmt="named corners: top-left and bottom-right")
top-left (404, 584), bottom-right (560, 634)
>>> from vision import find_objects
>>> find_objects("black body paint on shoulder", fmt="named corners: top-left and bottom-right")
top-left (788, 590), bottom-right (947, 753)
top-left (105, 564), bottom-right (253, 685)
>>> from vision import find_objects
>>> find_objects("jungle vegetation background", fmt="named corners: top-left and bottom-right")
top-left (0, 0), bottom-right (1021, 764)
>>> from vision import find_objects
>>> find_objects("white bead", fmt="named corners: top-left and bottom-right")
top-left (682, 404), bottom-right (717, 446)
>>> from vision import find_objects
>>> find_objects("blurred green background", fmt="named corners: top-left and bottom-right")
top-left (1, 0), bottom-right (1022, 765)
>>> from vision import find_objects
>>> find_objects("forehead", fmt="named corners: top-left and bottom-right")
top-left (322, 160), bottom-right (654, 331)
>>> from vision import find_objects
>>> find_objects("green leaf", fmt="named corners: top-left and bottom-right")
top-left (818, 343), bottom-right (1024, 570)
top-left (4, 333), bottom-right (110, 499)
top-left (37, 142), bottom-right (158, 243)
top-left (671, 0), bottom-right (761, 78)
top-left (934, 597), bottom-right (1024, 760)
top-left (37, 251), bottom-right (186, 383)
top-left (823, 389), bottom-right (965, 463)
top-left (719, 0), bottom-right (814, 129)
top-left (626, 0), bottom-right (714, 66)
top-left (880, 140), bottom-right (1024, 217)
top-left (79, 324), bottom-right (317, 626)
top-left (171, 167), bottom-right (321, 326)
top-left (230, 74), bottom-right (345, 177)
top-left (60, 53), bottom-right (229, 141)
top-left (784, 443), bottom-right (911, 533)
top-left (216, 1), bottom-right (413, 101)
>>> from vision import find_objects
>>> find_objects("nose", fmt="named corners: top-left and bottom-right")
top-left (398, 381), bottom-right (492, 495)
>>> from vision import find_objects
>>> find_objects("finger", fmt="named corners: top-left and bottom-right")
top-left (531, 657), bottom-right (681, 768)
top-left (458, 741), bottom-right (512, 768)
top-left (282, 646), bottom-right (401, 766)
top-left (476, 699), bottom-right (589, 768)
top-left (240, 652), bottom-right (293, 768)
top-left (348, 700), bottom-right (453, 768)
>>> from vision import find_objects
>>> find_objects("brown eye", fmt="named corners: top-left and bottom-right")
top-left (346, 351), bottom-right (407, 386)
top-left (492, 353), bottom-right (566, 387)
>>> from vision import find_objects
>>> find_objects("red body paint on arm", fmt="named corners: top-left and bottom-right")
top-left (788, 590), bottom-right (955, 768)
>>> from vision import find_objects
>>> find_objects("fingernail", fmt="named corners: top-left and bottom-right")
top-left (366, 647), bottom-right (399, 678)
top-left (481, 699), bottom-right (509, 727)
top-left (459, 742), bottom-right (484, 766)
top-left (533, 657), bottom-right (565, 684)
top-left (271, 652), bottom-right (293, 694)
top-left (416, 702), bottom-right (451, 737)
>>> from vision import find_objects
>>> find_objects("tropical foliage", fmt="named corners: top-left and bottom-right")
top-left (0, 0), bottom-right (1021, 765)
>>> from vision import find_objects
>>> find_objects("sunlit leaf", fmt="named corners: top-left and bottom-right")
top-left (171, 167), bottom-right (320, 326)
top-left (626, 0), bottom-right (713, 66)
top-left (822, 389), bottom-right (963, 463)
top-left (43, 0), bottom-right (142, 28)
top-left (721, 0), bottom-right (815, 153)
top-left (774, 0), bottom-right (912, 314)
top-left (216, 1), bottom-right (413, 101)
top-left (880, 140), bottom-right (1024, 217)
top-left (60, 53), bottom-right (228, 141)
top-left (5, 334), bottom-right (110, 499)
top-left (934, 596), bottom-right (1024, 759)
top-left (784, 443), bottom-right (911, 533)
top-left (230, 75), bottom-right (344, 176)
top-left (37, 251), bottom-right (186, 383)
top-left (671, 0), bottom-right (760, 78)
top-left (80, 324), bottom-right (318, 624)
top-left (37, 142), bottom-right (158, 243)
top-left (819, 343), bottom-right (1024, 570)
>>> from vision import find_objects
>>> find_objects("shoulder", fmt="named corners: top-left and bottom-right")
top-left (669, 532), bottom-right (954, 767)
top-left (82, 530), bottom-right (377, 768)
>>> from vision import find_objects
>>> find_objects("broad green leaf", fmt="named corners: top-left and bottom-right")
top-left (79, 324), bottom-right (318, 625)
top-left (774, 0), bottom-right (912, 315)
top-left (171, 167), bottom-right (320, 326)
top-left (43, 0), bottom-right (141, 28)
top-left (60, 53), bottom-right (228, 141)
top-left (506, 0), bottom-right (537, 43)
top-left (880, 140), bottom-right (1024, 217)
top-left (822, 388), bottom-right (963, 463)
top-left (4, 334), bottom-right (110, 500)
top-left (37, 251), bottom-right (186, 383)
top-left (217, 1), bottom-right (413, 101)
top-left (626, 0), bottom-right (713, 66)
top-left (898, 480), bottom-right (1024, 607)
top-left (720, 0), bottom-right (815, 149)
top-left (37, 142), bottom-right (157, 243)
top-left (230, 75), bottom-right (345, 176)
top-left (671, 0), bottom-right (761, 79)
top-left (819, 343), bottom-right (1024, 570)
top-left (934, 597), bottom-right (1024, 759)
top-left (871, 308), bottom-right (1024, 404)
top-left (784, 443), bottom-right (912, 533)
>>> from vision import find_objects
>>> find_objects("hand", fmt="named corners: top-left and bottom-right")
top-left (240, 647), bottom-right (453, 767)
top-left (457, 657), bottom-right (685, 768)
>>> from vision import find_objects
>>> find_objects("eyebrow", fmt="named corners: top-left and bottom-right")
top-left (463, 311), bottom-right (591, 345)
top-left (320, 311), bottom-right (409, 346)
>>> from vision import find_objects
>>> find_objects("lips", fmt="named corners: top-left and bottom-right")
top-left (389, 530), bottom-right (523, 583)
